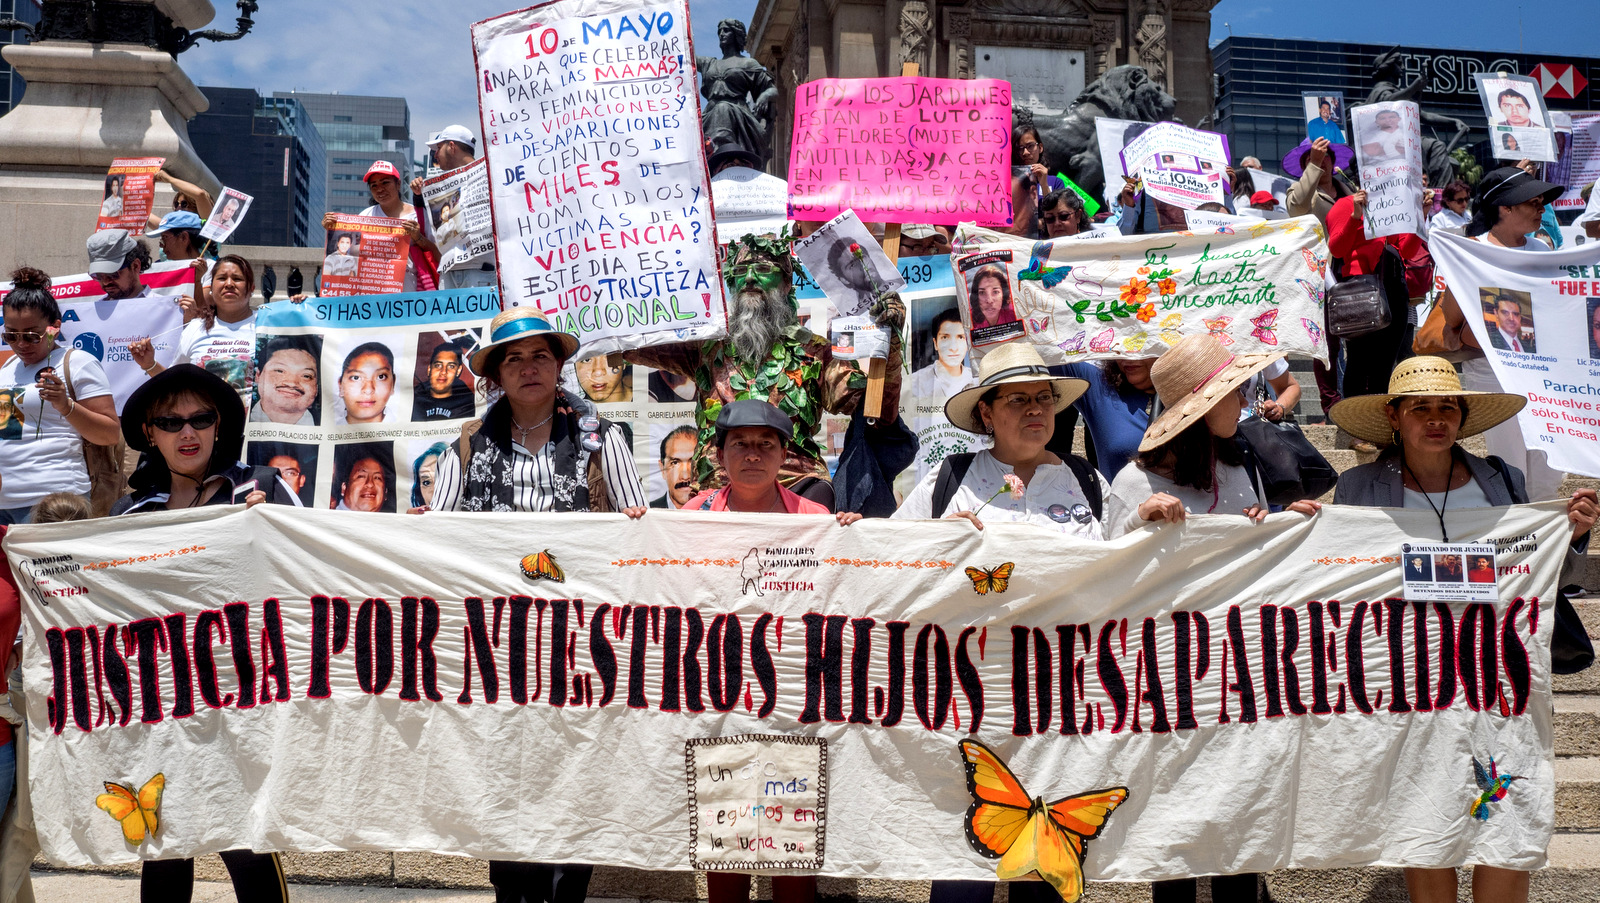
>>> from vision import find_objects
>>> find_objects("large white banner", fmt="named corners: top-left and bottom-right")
top-left (8, 501), bottom-right (1569, 886)
top-left (951, 218), bottom-right (1331, 363)
top-left (1431, 232), bottom-right (1600, 478)
top-left (472, 0), bottom-right (726, 355)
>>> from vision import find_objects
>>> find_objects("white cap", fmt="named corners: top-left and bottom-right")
top-left (427, 125), bottom-right (477, 149)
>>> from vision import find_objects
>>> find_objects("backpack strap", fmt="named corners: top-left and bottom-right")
top-left (59, 346), bottom-right (76, 400)
top-left (1062, 454), bottom-right (1103, 522)
top-left (699, 489), bottom-right (720, 511)
top-left (930, 453), bottom-right (977, 517)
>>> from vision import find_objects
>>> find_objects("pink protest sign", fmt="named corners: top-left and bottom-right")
top-left (787, 77), bottom-right (1013, 226)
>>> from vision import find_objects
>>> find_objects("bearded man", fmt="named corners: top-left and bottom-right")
top-left (625, 230), bottom-right (904, 510)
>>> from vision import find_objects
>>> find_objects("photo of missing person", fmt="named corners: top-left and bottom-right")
top-left (1403, 554), bottom-right (1433, 583)
top-left (212, 192), bottom-right (249, 235)
top-left (429, 190), bottom-right (462, 230)
top-left (412, 329), bottom-right (479, 422)
top-left (911, 303), bottom-right (976, 401)
top-left (0, 387), bottom-right (22, 440)
top-left (650, 422), bottom-right (698, 509)
top-left (1587, 297), bottom-right (1600, 361)
top-left (1303, 94), bottom-right (1346, 144)
top-left (101, 174), bottom-right (125, 219)
top-left (1488, 82), bottom-right (1542, 130)
top-left (1467, 554), bottom-right (1497, 584)
top-left (967, 264), bottom-right (1017, 331)
top-left (335, 336), bottom-right (402, 425)
top-left (648, 368), bottom-right (698, 403)
top-left (252, 334), bottom-right (323, 426)
top-left (1479, 287), bottom-right (1535, 354)
top-left (331, 441), bottom-right (396, 513)
top-left (1357, 108), bottom-right (1407, 163)
top-left (1433, 554), bottom-right (1464, 583)
top-left (573, 353), bottom-right (632, 404)
top-left (247, 440), bottom-right (319, 507)
top-left (408, 439), bottom-right (450, 511)
top-left (323, 231), bottom-right (361, 277)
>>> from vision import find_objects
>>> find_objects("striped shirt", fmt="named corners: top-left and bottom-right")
top-left (430, 427), bottom-right (647, 512)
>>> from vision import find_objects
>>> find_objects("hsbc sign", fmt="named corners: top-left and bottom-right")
top-left (1384, 47), bottom-right (1599, 106)
top-left (1395, 51), bottom-right (1523, 97)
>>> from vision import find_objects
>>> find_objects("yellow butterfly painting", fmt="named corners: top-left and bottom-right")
top-left (958, 740), bottom-right (1128, 901)
top-left (965, 563), bottom-right (1014, 595)
top-left (520, 549), bottom-right (565, 582)
top-left (96, 773), bottom-right (164, 845)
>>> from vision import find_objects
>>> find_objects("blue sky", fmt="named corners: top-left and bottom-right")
top-left (177, 0), bottom-right (1596, 163)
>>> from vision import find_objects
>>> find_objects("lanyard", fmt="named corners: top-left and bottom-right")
top-left (1403, 459), bottom-right (1454, 543)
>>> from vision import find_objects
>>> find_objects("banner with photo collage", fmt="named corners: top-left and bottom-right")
top-left (244, 288), bottom-right (501, 511)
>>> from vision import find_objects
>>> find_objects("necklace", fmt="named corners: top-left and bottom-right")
top-left (1403, 457), bottom-right (1456, 542)
top-left (510, 411), bottom-right (554, 447)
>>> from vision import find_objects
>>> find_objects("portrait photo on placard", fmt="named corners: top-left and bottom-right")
top-left (572, 352), bottom-right (633, 404)
top-left (406, 438), bottom-right (452, 511)
top-left (647, 367), bottom-right (699, 404)
top-left (1479, 287), bottom-right (1536, 354)
top-left (649, 421), bottom-right (699, 509)
top-left (247, 440), bottom-right (319, 507)
top-left (1403, 553), bottom-right (1433, 583)
top-left (331, 441), bottom-right (396, 513)
top-left (1433, 553), bottom-right (1464, 583)
top-left (1302, 92), bottom-right (1347, 144)
top-left (251, 334), bottom-right (323, 426)
top-left (412, 328), bottom-right (480, 422)
top-left (1586, 297), bottom-right (1600, 360)
top-left (333, 335), bottom-right (403, 426)
top-left (1467, 552), bottom-right (1497, 584)
top-left (1483, 78), bottom-right (1545, 130)
top-left (1355, 107), bottom-right (1408, 163)
top-left (963, 259), bottom-right (1019, 334)
top-left (910, 299), bottom-right (976, 401)
top-left (323, 231), bottom-right (362, 278)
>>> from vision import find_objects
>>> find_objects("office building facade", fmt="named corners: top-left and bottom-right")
top-left (1213, 36), bottom-right (1600, 174)
top-left (275, 92), bottom-right (414, 216)
top-left (0, 1), bottom-right (42, 117)
top-left (189, 87), bottom-right (327, 247)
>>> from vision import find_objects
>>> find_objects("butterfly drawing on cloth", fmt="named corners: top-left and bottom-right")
top-left (1089, 328), bottom-right (1116, 353)
top-left (1249, 309), bottom-right (1279, 346)
top-left (96, 773), bottom-right (164, 845)
top-left (1018, 242), bottom-right (1072, 290)
top-left (1301, 317), bottom-right (1323, 345)
top-left (1295, 278), bottom-right (1325, 307)
top-left (520, 549), bottom-right (565, 583)
top-left (958, 740), bottom-right (1129, 902)
top-left (1058, 331), bottom-right (1088, 355)
top-left (1246, 222), bottom-right (1276, 239)
top-left (1203, 316), bottom-right (1233, 346)
top-left (1300, 247), bottom-right (1327, 280)
top-left (1469, 756), bottom-right (1524, 821)
top-left (1157, 313), bottom-right (1185, 345)
top-left (1122, 332), bottom-right (1149, 352)
top-left (965, 563), bottom-right (1015, 595)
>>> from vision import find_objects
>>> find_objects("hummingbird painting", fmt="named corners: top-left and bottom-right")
top-left (1017, 241), bottom-right (1071, 289)
top-left (1469, 756), bottom-right (1523, 821)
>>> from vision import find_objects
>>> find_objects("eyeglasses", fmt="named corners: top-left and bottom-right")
top-left (148, 411), bottom-right (219, 433)
top-left (429, 361), bottom-right (463, 372)
top-left (1445, 195), bottom-right (1468, 203)
top-left (1041, 212), bottom-right (1078, 224)
top-left (726, 263), bottom-right (780, 280)
top-left (995, 390), bottom-right (1060, 409)
top-left (2, 331), bottom-right (46, 345)
top-left (1020, 142), bottom-right (1041, 152)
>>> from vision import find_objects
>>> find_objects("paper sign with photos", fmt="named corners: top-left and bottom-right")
top-left (421, 158), bottom-right (495, 275)
top-left (1476, 73), bottom-right (1556, 163)
top-left (1400, 542), bottom-right (1498, 603)
top-left (96, 157), bottom-right (165, 233)
top-left (200, 188), bottom-right (254, 244)
top-left (1119, 122), bottom-right (1230, 211)
top-left (244, 287), bottom-right (500, 510)
top-left (1350, 101), bottom-right (1426, 239)
top-left (793, 210), bottom-right (906, 318)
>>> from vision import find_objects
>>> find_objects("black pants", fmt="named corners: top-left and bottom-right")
top-left (140, 851), bottom-right (287, 903)
top-left (1151, 874), bottom-right (1260, 903)
top-left (928, 879), bottom-right (1063, 903)
top-left (489, 861), bottom-right (593, 903)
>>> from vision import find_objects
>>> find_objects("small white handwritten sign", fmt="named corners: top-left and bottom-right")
top-left (685, 734), bottom-right (827, 870)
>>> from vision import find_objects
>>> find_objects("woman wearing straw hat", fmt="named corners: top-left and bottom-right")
top-left (893, 343), bottom-right (1107, 540)
top-left (1105, 334), bottom-right (1322, 539)
top-left (1329, 356), bottom-right (1596, 903)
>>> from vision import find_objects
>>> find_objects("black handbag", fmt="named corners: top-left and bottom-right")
top-left (1326, 273), bottom-right (1391, 338)
top-left (1552, 592), bottom-right (1595, 675)
top-left (1235, 416), bottom-right (1339, 505)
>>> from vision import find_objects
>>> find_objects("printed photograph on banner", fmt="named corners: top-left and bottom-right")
top-left (96, 157), bottom-right (164, 232)
top-left (404, 438), bottom-right (452, 512)
top-left (200, 188), bottom-right (253, 244)
top-left (412, 329), bottom-right (481, 422)
top-left (332, 335), bottom-right (404, 426)
top-left (648, 367), bottom-right (699, 403)
top-left (246, 441), bottom-right (318, 507)
top-left (330, 440), bottom-right (396, 512)
top-left (320, 215), bottom-right (410, 297)
top-left (648, 421), bottom-right (699, 509)
top-left (1353, 106), bottom-right (1409, 163)
top-left (1480, 287), bottom-right (1536, 354)
top-left (421, 158), bottom-right (494, 274)
top-left (959, 251), bottom-right (1021, 348)
top-left (1589, 297), bottom-right (1600, 360)
top-left (1302, 92), bottom-right (1346, 144)
top-left (906, 295), bottom-right (983, 482)
top-left (251, 334), bottom-right (323, 426)
top-left (573, 353), bottom-right (634, 405)
top-left (1476, 74), bottom-right (1556, 162)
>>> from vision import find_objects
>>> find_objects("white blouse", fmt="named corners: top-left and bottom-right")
top-left (893, 449), bottom-right (1109, 540)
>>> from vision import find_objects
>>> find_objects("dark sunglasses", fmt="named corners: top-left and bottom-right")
top-left (148, 411), bottom-right (219, 433)
top-left (1041, 212), bottom-right (1078, 224)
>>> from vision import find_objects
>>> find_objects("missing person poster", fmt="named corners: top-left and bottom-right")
top-left (421, 158), bottom-right (494, 275)
top-left (793, 210), bottom-right (906, 318)
top-left (1302, 92), bottom-right (1347, 144)
top-left (1351, 101), bottom-right (1426, 239)
top-left (1431, 231), bottom-right (1600, 478)
top-left (320, 214), bottom-right (411, 297)
top-left (891, 255), bottom-right (985, 490)
top-left (1119, 122), bottom-right (1230, 211)
top-left (95, 157), bottom-right (164, 232)
top-left (200, 188), bottom-right (254, 244)
top-left (244, 287), bottom-right (500, 510)
top-left (472, 0), bottom-right (726, 357)
top-left (1553, 112), bottom-right (1600, 214)
top-left (1476, 73), bottom-right (1556, 163)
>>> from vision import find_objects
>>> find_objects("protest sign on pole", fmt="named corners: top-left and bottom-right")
top-left (787, 77), bottom-right (1013, 226)
top-left (1475, 73), bottom-right (1556, 163)
top-left (1350, 101), bottom-right (1426, 239)
top-left (319, 214), bottom-right (411, 297)
top-left (199, 188), bottom-right (255, 245)
top-left (951, 218), bottom-right (1331, 362)
top-left (95, 157), bottom-right (164, 232)
top-left (1431, 231), bottom-right (1600, 478)
top-left (1118, 123), bottom-right (1230, 211)
top-left (472, 0), bottom-right (725, 357)
top-left (0, 261), bottom-right (195, 409)
top-left (1301, 92), bottom-right (1347, 144)
top-left (421, 158), bottom-right (495, 275)
top-left (8, 500), bottom-right (1569, 886)
top-left (244, 287), bottom-right (501, 508)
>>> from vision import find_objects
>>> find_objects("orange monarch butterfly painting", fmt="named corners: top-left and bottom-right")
top-left (520, 549), bottom-right (565, 583)
top-left (958, 740), bottom-right (1128, 901)
top-left (965, 563), bottom-right (1014, 595)
top-left (95, 773), bottom-right (164, 845)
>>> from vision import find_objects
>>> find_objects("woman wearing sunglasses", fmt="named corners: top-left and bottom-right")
top-left (0, 267), bottom-right (121, 523)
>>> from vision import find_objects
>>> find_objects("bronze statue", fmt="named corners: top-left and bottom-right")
top-left (1023, 65), bottom-right (1178, 203)
top-left (695, 19), bottom-right (779, 169)
top-left (1366, 47), bottom-right (1469, 188)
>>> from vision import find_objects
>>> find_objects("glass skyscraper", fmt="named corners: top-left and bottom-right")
top-left (189, 88), bottom-right (327, 247)
top-left (275, 91), bottom-right (414, 216)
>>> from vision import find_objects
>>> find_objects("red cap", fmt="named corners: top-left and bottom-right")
top-left (1249, 191), bottom-right (1277, 207)
top-left (364, 160), bottom-right (402, 183)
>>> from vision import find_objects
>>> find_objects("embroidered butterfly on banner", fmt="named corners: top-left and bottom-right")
top-left (1295, 278), bottom-right (1325, 307)
top-left (96, 773), bottom-right (164, 845)
top-left (1203, 316), bottom-right (1233, 346)
top-left (1018, 242), bottom-right (1071, 290)
top-left (1088, 328), bottom-right (1116, 353)
top-left (1250, 309), bottom-right (1279, 346)
top-left (1300, 247), bottom-right (1327, 280)
top-left (1058, 332), bottom-right (1087, 355)
top-left (958, 740), bottom-right (1129, 902)
top-left (1301, 317), bottom-right (1323, 345)
top-left (965, 563), bottom-right (1014, 595)
top-left (520, 550), bottom-right (565, 582)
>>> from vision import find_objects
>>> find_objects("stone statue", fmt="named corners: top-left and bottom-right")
top-left (1134, 0), bottom-right (1170, 89)
top-left (695, 19), bottom-right (780, 169)
top-left (1366, 47), bottom-right (1470, 188)
top-left (1021, 65), bottom-right (1178, 203)
top-left (898, 0), bottom-right (932, 73)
